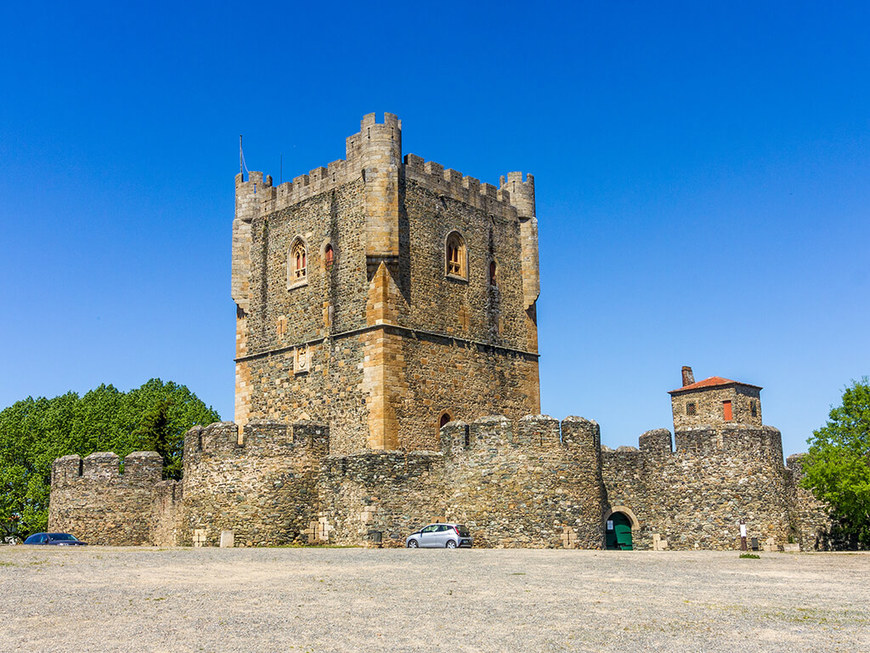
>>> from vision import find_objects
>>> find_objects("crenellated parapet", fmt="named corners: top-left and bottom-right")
top-left (437, 414), bottom-right (605, 548)
top-left (233, 118), bottom-right (532, 227)
top-left (179, 420), bottom-right (329, 547)
top-left (182, 420), bottom-right (328, 464)
top-left (51, 451), bottom-right (163, 486)
top-left (638, 429), bottom-right (673, 456)
top-left (404, 154), bottom-right (527, 222)
top-left (47, 409), bottom-right (820, 551)
top-left (48, 450), bottom-right (164, 546)
top-left (601, 420), bottom-right (799, 551)
top-left (674, 424), bottom-right (785, 465)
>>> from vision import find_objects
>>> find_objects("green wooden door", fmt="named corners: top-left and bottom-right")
top-left (605, 512), bottom-right (633, 550)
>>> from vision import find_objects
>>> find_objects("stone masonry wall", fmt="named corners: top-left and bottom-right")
top-left (602, 426), bottom-right (794, 550)
top-left (49, 451), bottom-right (163, 545)
top-left (785, 453), bottom-right (834, 550)
top-left (318, 415), bottom-right (604, 548)
top-left (179, 420), bottom-right (327, 547)
top-left (440, 416), bottom-right (604, 548)
top-left (49, 416), bottom-right (819, 551)
top-left (320, 451), bottom-right (446, 547)
top-left (150, 480), bottom-right (183, 547)
top-left (671, 385), bottom-right (762, 431)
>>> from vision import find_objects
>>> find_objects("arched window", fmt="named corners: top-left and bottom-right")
top-left (445, 231), bottom-right (466, 279)
top-left (324, 244), bottom-right (335, 270)
top-left (489, 260), bottom-right (497, 286)
top-left (439, 412), bottom-right (452, 429)
top-left (289, 237), bottom-right (307, 286)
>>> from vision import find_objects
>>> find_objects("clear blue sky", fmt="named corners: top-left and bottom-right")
top-left (1, 1), bottom-right (867, 456)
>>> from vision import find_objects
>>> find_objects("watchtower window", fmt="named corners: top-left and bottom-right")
top-left (324, 244), bottom-right (335, 270)
top-left (289, 238), bottom-right (307, 286)
top-left (723, 400), bottom-right (733, 421)
top-left (445, 232), bottom-right (466, 279)
top-left (686, 401), bottom-right (696, 416)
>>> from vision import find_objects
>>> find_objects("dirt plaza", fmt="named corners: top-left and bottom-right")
top-left (1, 547), bottom-right (867, 652)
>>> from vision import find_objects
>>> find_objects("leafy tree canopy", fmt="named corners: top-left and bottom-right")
top-left (801, 379), bottom-right (870, 548)
top-left (0, 379), bottom-right (219, 538)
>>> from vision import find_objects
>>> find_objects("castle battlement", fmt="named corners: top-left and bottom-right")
top-left (404, 154), bottom-right (528, 221)
top-left (51, 451), bottom-right (162, 486)
top-left (674, 424), bottom-right (784, 463)
top-left (439, 414), bottom-right (602, 457)
top-left (233, 113), bottom-right (534, 225)
top-left (183, 420), bottom-right (328, 460)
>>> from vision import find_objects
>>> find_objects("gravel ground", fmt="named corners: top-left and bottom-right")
top-left (1, 546), bottom-right (867, 652)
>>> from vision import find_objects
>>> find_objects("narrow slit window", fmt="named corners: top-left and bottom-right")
top-left (723, 400), bottom-right (733, 421)
top-left (324, 244), bottom-right (335, 270)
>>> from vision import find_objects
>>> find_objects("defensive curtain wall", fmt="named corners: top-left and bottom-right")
top-left (49, 412), bottom-right (831, 550)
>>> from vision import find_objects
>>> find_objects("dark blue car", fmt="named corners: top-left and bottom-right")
top-left (23, 532), bottom-right (87, 546)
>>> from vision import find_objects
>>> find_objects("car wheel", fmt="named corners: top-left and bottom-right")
top-left (446, 540), bottom-right (457, 549)
top-left (407, 539), bottom-right (419, 548)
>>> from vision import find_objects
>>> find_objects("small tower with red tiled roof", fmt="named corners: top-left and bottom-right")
top-left (668, 366), bottom-right (762, 431)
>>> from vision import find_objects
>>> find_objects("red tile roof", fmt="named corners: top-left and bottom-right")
top-left (669, 376), bottom-right (762, 394)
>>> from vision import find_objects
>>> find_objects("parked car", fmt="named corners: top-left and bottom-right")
top-left (405, 523), bottom-right (472, 548)
top-left (23, 532), bottom-right (87, 546)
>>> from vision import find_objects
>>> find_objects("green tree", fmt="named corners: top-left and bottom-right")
top-left (0, 379), bottom-right (219, 537)
top-left (801, 379), bottom-right (870, 548)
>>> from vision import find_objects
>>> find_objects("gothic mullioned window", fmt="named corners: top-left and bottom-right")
top-left (289, 237), bottom-right (307, 287)
top-left (445, 231), bottom-right (466, 280)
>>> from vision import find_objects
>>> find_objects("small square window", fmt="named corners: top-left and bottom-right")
top-left (686, 402), bottom-right (696, 416)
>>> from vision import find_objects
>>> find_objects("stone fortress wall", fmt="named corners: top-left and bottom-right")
top-left (49, 408), bottom-right (831, 551)
top-left (49, 114), bottom-right (833, 550)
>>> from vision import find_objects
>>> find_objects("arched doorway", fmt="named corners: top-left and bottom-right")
top-left (604, 507), bottom-right (638, 550)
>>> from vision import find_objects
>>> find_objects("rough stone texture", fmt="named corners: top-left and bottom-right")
top-left (670, 381), bottom-right (762, 431)
top-left (149, 480), bottom-right (182, 547)
top-left (48, 451), bottom-right (163, 545)
top-left (440, 415), bottom-right (604, 548)
top-left (231, 113), bottom-right (540, 452)
top-left (50, 410), bottom-right (833, 551)
top-left (602, 426), bottom-right (794, 550)
top-left (178, 420), bottom-right (326, 547)
top-left (785, 453), bottom-right (834, 550)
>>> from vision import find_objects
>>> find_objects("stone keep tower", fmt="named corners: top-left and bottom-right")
top-left (231, 113), bottom-right (541, 454)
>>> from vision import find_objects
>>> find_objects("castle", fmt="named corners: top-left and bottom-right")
top-left (49, 114), bottom-right (830, 550)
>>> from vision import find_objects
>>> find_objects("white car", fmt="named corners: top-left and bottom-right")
top-left (405, 523), bottom-right (472, 548)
